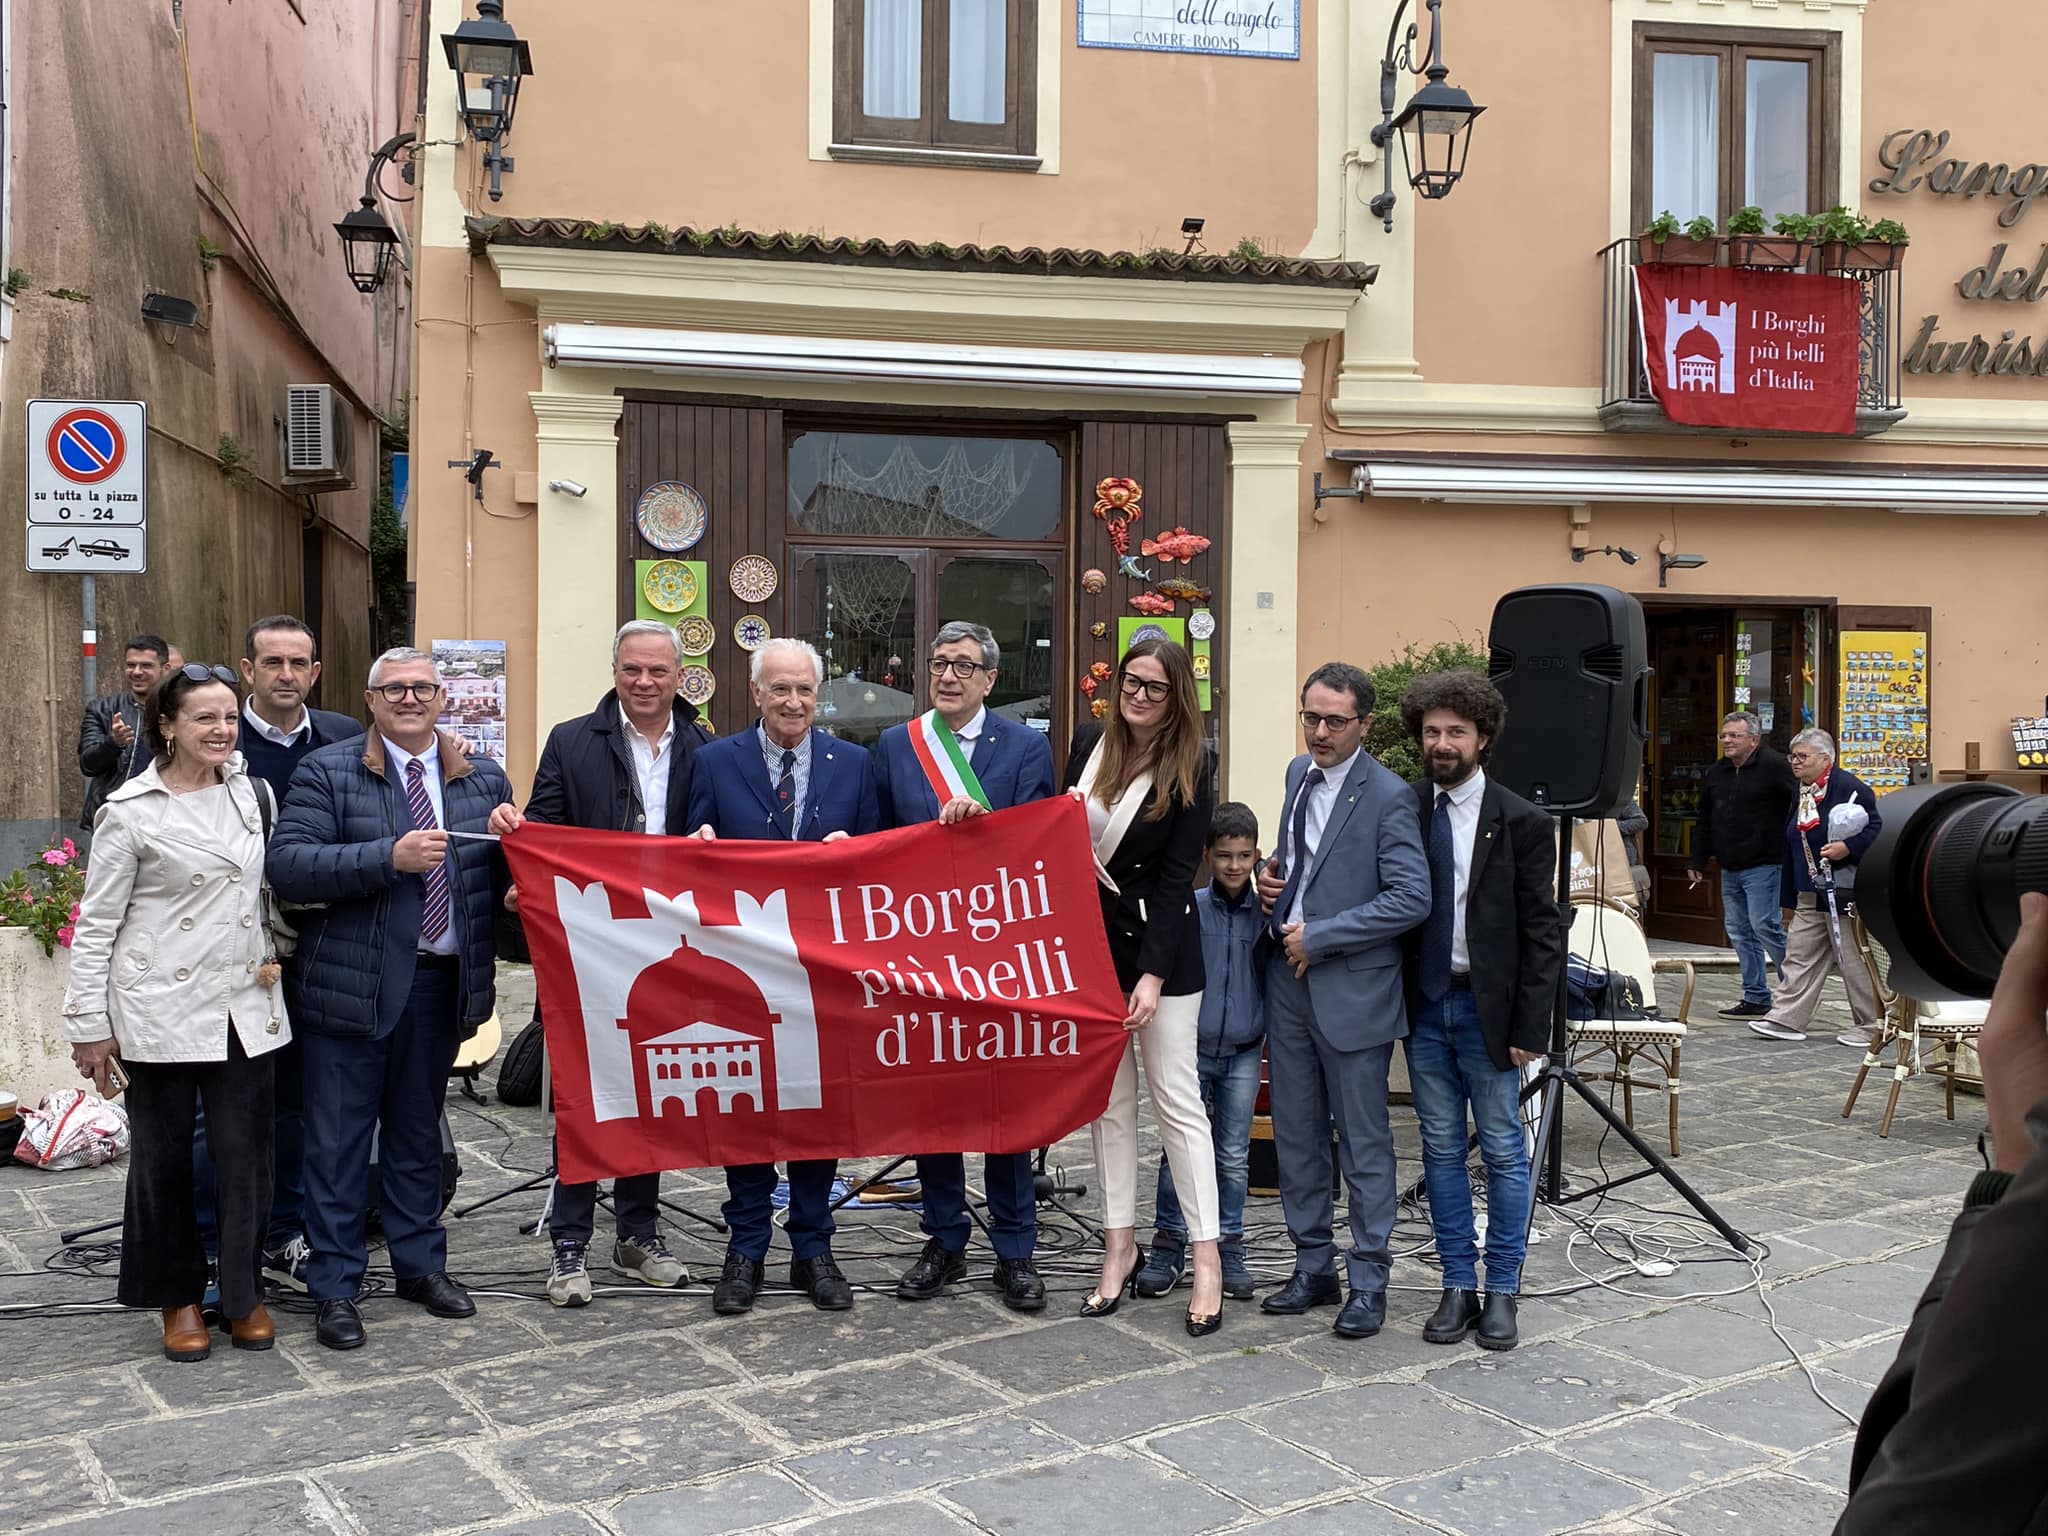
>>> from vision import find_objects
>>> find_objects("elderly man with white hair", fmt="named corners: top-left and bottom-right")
top-left (268, 646), bottom-right (516, 1350)
top-left (685, 637), bottom-right (880, 1314)
top-left (1749, 728), bottom-right (1885, 1046)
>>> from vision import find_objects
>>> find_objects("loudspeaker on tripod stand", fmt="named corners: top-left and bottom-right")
top-left (1486, 583), bottom-right (1649, 815)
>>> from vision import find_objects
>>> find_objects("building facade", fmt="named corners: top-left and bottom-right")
top-left (410, 1), bottom-right (2046, 941)
top-left (0, 0), bottom-right (411, 862)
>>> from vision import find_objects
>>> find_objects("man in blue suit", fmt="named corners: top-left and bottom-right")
top-left (687, 637), bottom-right (880, 1314)
top-left (1256, 662), bottom-right (1432, 1340)
top-left (268, 647), bottom-right (514, 1350)
top-left (872, 620), bottom-right (1056, 1313)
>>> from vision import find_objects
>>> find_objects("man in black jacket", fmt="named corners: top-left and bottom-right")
top-left (1688, 711), bottom-right (1798, 1020)
top-left (76, 634), bottom-right (168, 839)
top-left (1835, 891), bottom-right (2048, 1534)
top-left (1397, 671), bottom-right (1564, 1352)
top-left (490, 620), bottom-right (711, 1306)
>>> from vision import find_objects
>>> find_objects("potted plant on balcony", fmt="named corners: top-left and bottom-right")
top-left (1639, 211), bottom-right (1719, 266)
top-left (1727, 206), bottom-right (1812, 269)
top-left (0, 838), bottom-right (86, 1108)
top-left (1822, 207), bottom-right (1909, 272)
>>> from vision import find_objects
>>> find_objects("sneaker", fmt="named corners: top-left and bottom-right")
top-left (1134, 1238), bottom-right (1187, 1298)
top-left (1218, 1242), bottom-right (1256, 1302)
top-left (200, 1256), bottom-right (221, 1323)
top-left (1747, 1017), bottom-right (1807, 1042)
top-left (613, 1234), bottom-right (688, 1289)
top-left (1717, 1000), bottom-right (1772, 1019)
top-left (1836, 1025), bottom-right (1880, 1050)
top-left (262, 1235), bottom-right (311, 1292)
top-left (547, 1240), bottom-right (593, 1308)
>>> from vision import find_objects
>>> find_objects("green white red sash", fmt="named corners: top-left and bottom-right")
top-left (909, 709), bottom-right (990, 810)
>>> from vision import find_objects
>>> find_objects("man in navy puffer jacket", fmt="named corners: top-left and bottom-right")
top-left (268, 647), bottom-right (513, 1351)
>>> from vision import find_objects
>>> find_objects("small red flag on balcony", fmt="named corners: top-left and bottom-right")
top-left (1634, 266), bottom-right (1861, 435)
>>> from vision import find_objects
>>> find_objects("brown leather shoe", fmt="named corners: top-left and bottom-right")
top-left (228, 1303), bottom-right (276, 1351)
top-left (161, 1304), bottom-right (212, 1362)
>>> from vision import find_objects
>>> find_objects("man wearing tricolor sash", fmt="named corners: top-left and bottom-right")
top-left (873, 621), bottom-right (1057, 1312)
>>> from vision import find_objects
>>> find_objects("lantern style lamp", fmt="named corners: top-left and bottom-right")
top-left (441, 0), bottom-right (534, 200)
top-left (1368, 0), bottom-right (1485, 231)
top-left (332, 132), bottom-right (416, 294)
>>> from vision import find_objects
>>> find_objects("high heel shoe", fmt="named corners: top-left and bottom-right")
top-left (1079, 1253), bottom-right (1141, 1318)
top-left (1185, 1306), bottom-right (1222, 1338)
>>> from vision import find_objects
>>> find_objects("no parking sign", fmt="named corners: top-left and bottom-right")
top-left (25, 399), bottom-right (148, 573)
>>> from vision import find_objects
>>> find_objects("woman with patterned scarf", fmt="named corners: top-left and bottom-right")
top-left (1749, 728), bottom-right (1885, 1045)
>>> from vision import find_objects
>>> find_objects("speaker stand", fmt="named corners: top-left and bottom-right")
top-left (1526, 811), bottom-right (1751, 1253)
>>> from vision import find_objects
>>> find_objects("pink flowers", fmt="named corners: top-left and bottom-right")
top-left (57, 925), bottom-right (76, 949)
top-left (41, 849), bottom-right (66, 867)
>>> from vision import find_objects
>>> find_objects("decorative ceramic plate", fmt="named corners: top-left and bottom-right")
top-left (678, 664), bottom-right (717, 706)
top-left (643, 559), bottom-right (698, 614)
top-left (1187, 610), bottom-right (1217, 641)
top-left (733, 614), bottom-right (772, 651)
top-left (677, 615), bottom-right (717, 657)
top-left (729, 554), bottom-right (778, 604)
top-left (1129, 622), bottom-right (1170, 647)
top-left (635, 481), bottom-right (709, 552)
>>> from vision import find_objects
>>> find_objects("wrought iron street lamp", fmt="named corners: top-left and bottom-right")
top-left (1368, 0), bottom-right (1485, 232)
top-left (333, 132), bottom-right (417, 295)
top-left (441, 0), bottom-right (534, 201)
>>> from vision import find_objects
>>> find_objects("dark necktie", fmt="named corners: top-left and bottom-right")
top-left (776, 748), bottom-right (797, 837)
top-left (1269, 767), bottom-right (1325, 939)
top-left (405, 757), bottom-right (452, 945)
top-left (1418, 790), bottom-right (1455, 1001)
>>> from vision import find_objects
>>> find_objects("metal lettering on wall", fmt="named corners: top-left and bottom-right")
top-left (1871, 129), bottom-right (2048, 376)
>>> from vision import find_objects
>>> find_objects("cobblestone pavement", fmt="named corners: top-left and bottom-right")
top-left (1, 961), bottom-right (1979, 1535)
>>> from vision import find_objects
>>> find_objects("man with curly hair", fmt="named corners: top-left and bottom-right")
top-left (1398, 670), bottom-right (1564, 1352)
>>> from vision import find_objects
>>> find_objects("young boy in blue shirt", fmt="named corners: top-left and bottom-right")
top-left (1136, 802), bottom-right (1268, 1301)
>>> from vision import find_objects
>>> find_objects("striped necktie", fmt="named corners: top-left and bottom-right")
top-left (776, 749), bottom-right (797, 837)
top-left (405, 757), bottom-right (452, 944)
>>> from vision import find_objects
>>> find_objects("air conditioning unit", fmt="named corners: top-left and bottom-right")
top-left (283, 383), bottom-right (358, 491)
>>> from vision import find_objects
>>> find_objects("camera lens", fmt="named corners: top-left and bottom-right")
top-left (1858, 783), bottom-right (2048, 999)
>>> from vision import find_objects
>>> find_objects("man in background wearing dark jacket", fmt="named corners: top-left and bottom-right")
top-left (489, 619), bottom-right (710, 1307)
top-left (195, 615), bottom-right (364, 1294)
top-left (269, 647), bottom-right (513, 1351)
top-left (76, 633), bottom-right (168, 844)
top-left (1688, 711), bottom-right (1798, 1021)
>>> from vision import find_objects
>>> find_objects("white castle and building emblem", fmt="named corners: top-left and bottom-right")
top-left (1663, 298), bottom-right (1737, 395)
top-left (552, 880), bottom-right (820, 1122)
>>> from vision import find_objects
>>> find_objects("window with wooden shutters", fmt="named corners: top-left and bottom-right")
top-left (1631, 23), bottom-right (1839, 231)
top-left (833, 0), bottom-right (1037, 160)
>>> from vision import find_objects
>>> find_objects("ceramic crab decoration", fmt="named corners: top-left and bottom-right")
top-left (1092, 476), bottom-right (1143, 522)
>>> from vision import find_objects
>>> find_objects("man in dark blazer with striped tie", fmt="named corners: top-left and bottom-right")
top-left (871, 620), bottom-right (1057, 1313)
top-left (686, 637), bottom-right (880, 1316)
top-left (268, 648), bottom-right (514, 1351)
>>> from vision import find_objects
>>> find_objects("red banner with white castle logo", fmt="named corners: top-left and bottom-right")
top-left (503, 798), bottom-right (1128, 1183)
top-left (1634, 265), bottom-right (1861, 435)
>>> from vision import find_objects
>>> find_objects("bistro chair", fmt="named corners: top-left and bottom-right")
top-left (1565, 896), bottom-right (1686, 1156)
top-left (1842, 916), bottom-right (1986, 1137)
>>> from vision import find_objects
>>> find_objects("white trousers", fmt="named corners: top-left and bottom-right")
top-left (1090, 991), bottom-right (1221, 1242)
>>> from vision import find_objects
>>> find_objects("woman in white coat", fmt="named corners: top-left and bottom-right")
top-left (63, 664), bottom-right (291, 1362)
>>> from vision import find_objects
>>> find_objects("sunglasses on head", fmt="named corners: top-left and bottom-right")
top-left (178, 664), bottom-right (239, 687)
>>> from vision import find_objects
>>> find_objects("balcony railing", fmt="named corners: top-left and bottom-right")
top-left (1598, 238), bottom-right (1905, 437)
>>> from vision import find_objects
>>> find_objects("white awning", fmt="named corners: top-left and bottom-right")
top-left (1330, 455), bottom-right (2048, 516)
top-left (544, 323), bottom-right (1304, 399)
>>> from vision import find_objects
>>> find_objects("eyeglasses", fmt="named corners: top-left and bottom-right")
top-left (178, 664), bottom-right (239, 687)
top-left (1299, 711), bottom-right (1362, 734)
top-left (928, 657), bottom-right (991, 679)
top-left (1118, 674), bottom-right (1173, 703)
top-left (373, 681), bottom-right (443, 703)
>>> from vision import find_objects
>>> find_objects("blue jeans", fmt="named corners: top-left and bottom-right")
top-left (1152, 1043), bottom-right (1262, 1245)
top-left (1721, 864), bottom-right (1788, 1006)
top-left (1406, 990), bottom-right (1530, 1294)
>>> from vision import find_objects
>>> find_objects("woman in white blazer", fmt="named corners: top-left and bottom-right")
top-left (63, 664), bottom-right (291, 1363)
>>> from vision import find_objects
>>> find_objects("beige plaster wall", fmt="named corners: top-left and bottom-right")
top-left (453, 1), bottom-right (1321, 259)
